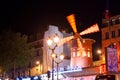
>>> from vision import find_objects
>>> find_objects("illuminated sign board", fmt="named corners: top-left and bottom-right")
top-left (40, 66), bottom-right (82, 80)
top-left (16, 76), bottom-right (40, 80)
top-left (105, 45), bottom-right (118, 72)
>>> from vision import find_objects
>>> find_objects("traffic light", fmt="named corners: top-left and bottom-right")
top-left (47, 70), bottom-right (51, 78)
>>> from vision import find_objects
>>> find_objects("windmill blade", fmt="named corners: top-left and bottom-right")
top-left (77, 38), bottom-right (83, 49)
top-left (79, 23), bottom-right (99, 36)
top-left (66, 14), bottom-right (77, 33)
top-left (57, 35), bottom-right (74, 46)
top-left (76, 37), bottom-right (84, 55)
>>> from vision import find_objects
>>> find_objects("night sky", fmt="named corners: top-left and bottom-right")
top-left (0, 0), bottom-right (120, 60)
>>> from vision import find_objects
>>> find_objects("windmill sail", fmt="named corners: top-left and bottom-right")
top-left (80, 23), bottom-right (99, 35)
top-left (66, 14), bottom-right (77, 33)
top-left (59, 14), bottom-right (100, 47)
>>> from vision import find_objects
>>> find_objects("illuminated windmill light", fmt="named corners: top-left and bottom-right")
top-left (58, 14), bottom-right (100, 68)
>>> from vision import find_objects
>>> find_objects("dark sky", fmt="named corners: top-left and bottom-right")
top-left (0, 0), bottom-right (120, 53)
top-left (1, 0), bottom-right (120, 34)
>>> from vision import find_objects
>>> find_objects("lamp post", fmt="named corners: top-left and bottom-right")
top-left (28, 61), bottom-right (31, 76)
top-left (54, 53), bottom-right (64, 80)
top-left (97, 49), bottom-right (102, 55)
top-left (97, 49), bottom-right (102, 60)
top-left (47, 33), bottom-right (60, 80)
top-left (36, 61), bottom-right (41, 75)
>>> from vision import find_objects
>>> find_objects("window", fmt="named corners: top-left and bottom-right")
top-left (77, 51), bottom-right (80, 56)
top-left (111, 19), bottom-right (116, 25)
top-left (102, 23), bottom-right (108, 27)
top-left (111, 31), bottom-right (115, 38)
top-left (109, 20), bottom-right (113, 26)
top-left (36, 50), bottom-right (39, 56)
top-left (118, 29), bottom-right (120, 36)
top-left (116, 18), bottom-right (120, 24)
top-left (105, 32), bottom-right (109, 39)
top-left (117, 17), bottom-right (120, 23)
top-left (88, 52), bottom-right (91, 57)
top-left (72, 52), bottom-right (76, 57)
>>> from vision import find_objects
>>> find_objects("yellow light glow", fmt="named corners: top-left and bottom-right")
top-left (47, 37), bottom-right (52, 46)
top-left (47, 66), bottom-right (51, 71)
top-left (102, 57), bottom-right (105, 62)
top-left (60, 54), bottom-right (64, 60)
top-left (80, 23), bottom-right (99, 35)
top-left (53, 34), bottom-right (59, 43)
top-left (97, 49), bottom-right (102, 54)
top-left (88, 52), bottom-right (90, 57)
top-left (82, 51), bottom-right (86, 56)
top-left (52, 53), bottom-right (56, 58)
top-left (66, 14), bottom-right (77, 33)
top-left (77, 52), bottom-right (80, 56)
top-left (36, 61), bottom-right (40, 65)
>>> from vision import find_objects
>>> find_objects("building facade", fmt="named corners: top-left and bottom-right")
top-left (101, 15), bottom-right (120, 70)
top-left (40, 25), bottom-right (99, 80)
top-left (28, 33), bottom-right (44, 76)
top-left (39, 15), bottom-right (120, 80)
top-left (14, 14), bottom-right (120, 80)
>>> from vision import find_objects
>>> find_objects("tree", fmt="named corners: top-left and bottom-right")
top-left (0, 30), bottom-right (33, 75)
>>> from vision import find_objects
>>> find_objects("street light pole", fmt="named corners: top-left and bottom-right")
top-left (28, 61), bottom-right (31, 76)
top-left (36, 60), bottom-right (42, 75)
top-left (47, 33), bottom-right (60, 80)
top-left (52, 54), bottom-right (54, 80)
top-left (56, 63), bottom-right (59, 80)
top-left (54, 54), bottom-right (64, 80)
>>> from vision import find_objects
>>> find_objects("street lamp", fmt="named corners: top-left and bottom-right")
top-left (47, 33), bottom-right (60, 80)
top-left (36, 61), bottom-right (40, 65)
top-left (54, 53), bottom-right (64, 80)
top-left (97, 49), bottom-right (102, 60)
top-left (97, 49), bottom-right (102, 55)
top-left (36, 61), bottom-right (41, 74)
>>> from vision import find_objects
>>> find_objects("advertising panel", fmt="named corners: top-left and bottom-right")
top-left (105, 45), bottom-right (118, 72)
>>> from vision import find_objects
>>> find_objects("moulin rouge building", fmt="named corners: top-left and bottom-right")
top-left (40, 15), bottom-right (120, 80)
